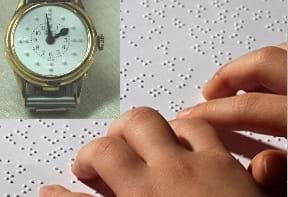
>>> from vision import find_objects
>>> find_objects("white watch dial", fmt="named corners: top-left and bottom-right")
top-left (14, 5), bottom-right (89, 77)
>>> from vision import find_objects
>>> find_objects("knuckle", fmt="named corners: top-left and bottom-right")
top-left (88, 137), bottom-right (118, 157)
top-left (254, 46), bottom-right (280, 64)
top-left (108, 107), bottom-right (161, 137)
top-left (125, 107), bottom-right (159, 123)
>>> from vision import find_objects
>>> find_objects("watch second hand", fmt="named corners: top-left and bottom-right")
top-left (46, 14), bottom-right (55, 44)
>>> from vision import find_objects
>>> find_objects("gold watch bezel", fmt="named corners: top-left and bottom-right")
top-left (5, 2), bottom-right (97, 88)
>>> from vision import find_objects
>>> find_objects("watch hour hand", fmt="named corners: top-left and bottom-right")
top-left (53, 28), bottom-right (69, 39)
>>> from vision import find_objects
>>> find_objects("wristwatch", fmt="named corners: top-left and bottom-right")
top-left (5, 0), bottom-right (104, 112)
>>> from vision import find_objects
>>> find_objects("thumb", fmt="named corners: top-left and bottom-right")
top-left (248, 150), bottom-right (287, 197)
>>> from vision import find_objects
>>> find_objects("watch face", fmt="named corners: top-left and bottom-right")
top-left (13, 4), bottom-right (90, 77)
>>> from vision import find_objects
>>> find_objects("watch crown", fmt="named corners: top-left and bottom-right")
top-left (97, 34), bottom-right (105, 51)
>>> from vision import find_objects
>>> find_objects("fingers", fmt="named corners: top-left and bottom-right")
top-left (72, 136), bottom-right (146, 193)
top-left (203, 46), bottom-right (287, 100)
top-left (177, 93), bottom-right (287, 137)
top-left (39, 185), bottom-right (93, 197)
top-left (169, 119), bottom-right (227, 152)
top-left (108, 107), bottom-right (181, 161)
top-left (248, 150), bottom-right (287, 197)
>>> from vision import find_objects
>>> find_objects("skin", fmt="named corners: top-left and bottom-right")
top-left (39, 44), bottom-right (286, 196)
top-left (177, 43), bottom-right (287, 196)
top-left (39, 108), bottom-right (265, 197)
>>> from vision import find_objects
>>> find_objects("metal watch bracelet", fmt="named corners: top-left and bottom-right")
top-left (24, 80), bottom-right (83, 112)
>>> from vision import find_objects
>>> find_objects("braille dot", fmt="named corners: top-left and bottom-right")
top-left (61, 16), bottom-right (66, 20)
top-left (25, 52), bottom-right (30, 57)
top-left (34, 16), bottom-right (39, 21)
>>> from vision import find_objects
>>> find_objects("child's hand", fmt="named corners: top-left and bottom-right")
top-left (39, 108), bottom-right (264, 197)
top-left (177, 44), bottom-right (287, 196)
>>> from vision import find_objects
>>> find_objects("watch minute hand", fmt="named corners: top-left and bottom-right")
top-left (46, 14), bottom-right (52, 35)
top-left (46, 14), bottom-right (55, 44)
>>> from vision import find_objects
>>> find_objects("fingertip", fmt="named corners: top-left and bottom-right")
top-left (39, 185), bottom-right (51, 197)
top-left (71, 161), bottom-right (79, 177)
top-left (176, 107), bottom-right (193, 119)
top-left (71, 158), bottom-right (98, 180)
top-left (251, 150), bottom-right (287, 196)
top-left (251, 150), bottom-right (287, 186)
top-left (202, 74), bottom-right (226, 100)
top-left (39, 185), bottom-right (68, 197)
top-left (263, 154), bottom-right (287, 185)
top-left (202, 81), bottom-right (213, 100)
top-left (277, 42), bottom-right (287, 50)
top-left (177, 103), bottom-right (205, 119)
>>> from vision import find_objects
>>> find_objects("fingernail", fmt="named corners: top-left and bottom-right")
top-left (264, 155), bottom-right (287, 186)
top-left (72, 162), bottom-right (97, 180)
top-left (39, 185), bottom-right (53, 197)
top-left (211, 62), bottom-right (231, 80)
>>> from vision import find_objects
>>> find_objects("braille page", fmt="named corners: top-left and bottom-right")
top-left (0, 120), bottom-right (111, 196)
